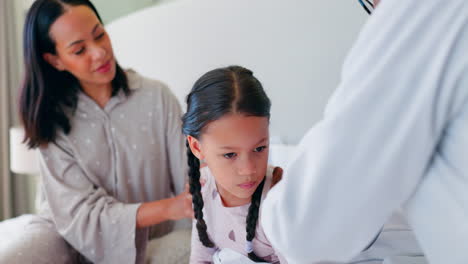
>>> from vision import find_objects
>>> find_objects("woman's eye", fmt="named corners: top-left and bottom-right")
top-left (96, 32), bottom-right (105, 39)
top-left (75, 48), bottom-right (85, 55)
top-left (254, 146), bottom-right (267, 152)
top-left (223, 153), bottom-right (237, 159)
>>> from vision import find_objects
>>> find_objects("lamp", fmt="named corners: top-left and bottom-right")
top-left (9, 126), bottom-right (40, 214)
top-left (9, 126), bottom-right (39, 175)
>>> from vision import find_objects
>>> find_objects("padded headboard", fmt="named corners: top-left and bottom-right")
top-left (106, 0), bottom-right (366, 144)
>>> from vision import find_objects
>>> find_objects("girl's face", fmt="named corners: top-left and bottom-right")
top-left (43, 5), bottom-right (116, 89)
top-left (189, 114), bottom-right (269, 207)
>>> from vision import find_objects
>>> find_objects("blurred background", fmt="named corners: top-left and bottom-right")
top-left (0, 0), bottom-right (367, 221)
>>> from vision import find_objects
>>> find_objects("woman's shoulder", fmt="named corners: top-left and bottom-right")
top-left (125, 69), bottom-right (171, 94)
top-left (125, 69), bottom-right (180, 106)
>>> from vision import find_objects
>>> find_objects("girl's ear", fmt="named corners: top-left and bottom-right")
top-left (43, 53), bottom-right (66, 71)
top-left (187, 135), bottom-right (204, 161)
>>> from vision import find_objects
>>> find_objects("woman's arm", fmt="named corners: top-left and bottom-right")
top-left (39, 141), bottom-right (139, 263)
top-left (261, 0), bottom-right (466, 262)
top-left (39, 136), bottom-right (192, 263)
top-left (136, 184), bottom-right (193, 228)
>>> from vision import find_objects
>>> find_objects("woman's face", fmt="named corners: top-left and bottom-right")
top-left (189, 114), bottom-right (270, 207)
top-left (44, 5), bottom-right (116, 88)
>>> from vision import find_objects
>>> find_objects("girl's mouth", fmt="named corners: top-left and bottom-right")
top-left (238, 181), bottom-right (256, 190)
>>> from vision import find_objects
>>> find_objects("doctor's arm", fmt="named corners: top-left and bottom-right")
top-left (261, 0), bottom-right (463, 262)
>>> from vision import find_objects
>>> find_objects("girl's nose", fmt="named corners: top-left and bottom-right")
top-left (238, 157), bottom-right (257, 176)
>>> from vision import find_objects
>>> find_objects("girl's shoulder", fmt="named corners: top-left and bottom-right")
top-left (199, 165), bottom-right (215, 195)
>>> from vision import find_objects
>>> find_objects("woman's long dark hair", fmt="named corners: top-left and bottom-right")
top-left (20, 0), bottom-right (129, 148)
top-left (182, 66), bottom-right (271, 262)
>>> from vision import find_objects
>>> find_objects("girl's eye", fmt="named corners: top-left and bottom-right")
top-left (223, 153), bottom-right (237, 159)
top-left (254, 146), bottom-right (267, 153)
top-left (75, 47), bottom-right (85, 55)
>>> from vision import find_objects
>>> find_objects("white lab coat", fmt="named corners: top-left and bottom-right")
top-left (261, 0), bottom-right (468, 263)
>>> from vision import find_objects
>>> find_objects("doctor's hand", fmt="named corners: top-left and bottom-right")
top-left (271, 167), bottom-right (283, 188)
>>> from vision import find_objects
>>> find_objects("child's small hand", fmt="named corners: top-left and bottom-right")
top-left (271, 167), bottom-right (283, 188)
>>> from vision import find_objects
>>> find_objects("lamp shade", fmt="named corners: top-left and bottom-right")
top-left (9, 126), bottom-right (39, 174)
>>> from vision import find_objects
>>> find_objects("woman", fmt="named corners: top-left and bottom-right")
top-left (2, 0), bottom-right (191, 263)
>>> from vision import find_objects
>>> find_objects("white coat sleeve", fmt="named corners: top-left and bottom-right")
top-left (261, 0), bottom-right (468, 262)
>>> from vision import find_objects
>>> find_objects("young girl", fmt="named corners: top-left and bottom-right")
top-left (183, 66), bottom-right (287, 263)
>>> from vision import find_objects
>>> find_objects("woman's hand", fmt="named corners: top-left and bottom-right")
top-left (168, 184), bottom-right (194, 220)
top-left (136, 184), bottom-right (195, 228)
top-left (136, 181), bottom-right (207, 228)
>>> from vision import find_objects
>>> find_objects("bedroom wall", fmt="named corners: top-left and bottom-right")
top-left (91, 0), bottom-right (171, 23)
top-left (106, 0), bottom-right (369, 144)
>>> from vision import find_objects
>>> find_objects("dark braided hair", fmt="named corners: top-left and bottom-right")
top-left (186, 140), bottom-right (215, 248)
top-left (246, 178), bottom-right (266, 261)
top-left (182, 66), bottom-right (271, 262)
